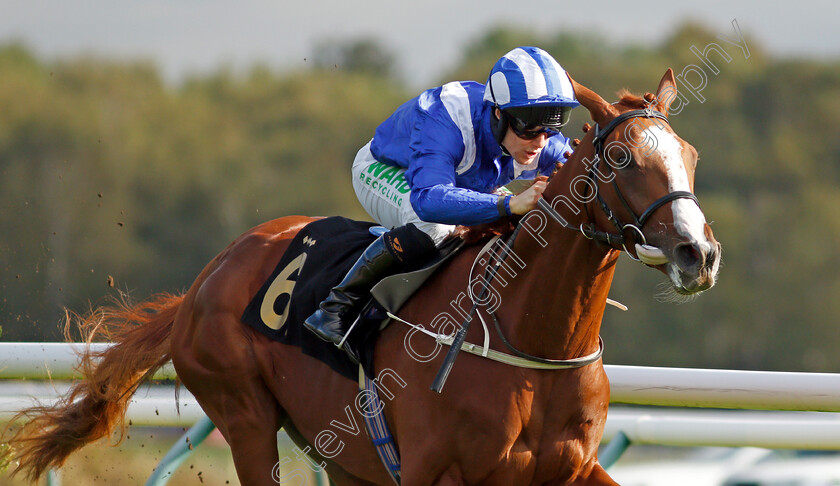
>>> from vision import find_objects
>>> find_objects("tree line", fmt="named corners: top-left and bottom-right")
top-left (1, 23), bottom-right (839, 372)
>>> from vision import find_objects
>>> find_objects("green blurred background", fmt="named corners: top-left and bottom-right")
top-left (1, 21), bottom-right (839, 373)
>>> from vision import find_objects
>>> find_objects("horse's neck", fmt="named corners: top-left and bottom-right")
top-left (495, 139), bottom-right (618, 359)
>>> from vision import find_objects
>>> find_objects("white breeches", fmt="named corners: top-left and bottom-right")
top-left (351, 142), bottom-right (454, 245)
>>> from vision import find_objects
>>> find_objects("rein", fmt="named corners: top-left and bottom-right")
top-left (429, 109), bottom-right (697, 390)
top-left (424, 230), bottom-right (604, 379)
top-left (464, 109), bottom-right (696, 369)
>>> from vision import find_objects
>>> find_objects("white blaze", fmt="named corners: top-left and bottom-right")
top-left (643, 126), bottom-right (711, 251)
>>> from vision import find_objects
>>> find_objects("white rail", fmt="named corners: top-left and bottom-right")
top-left (603, 407), bottom-right (840, 449)
top-left (3, 343), bottom-right (840, 411)
top-left (3, 388), bottom-right (838, 450)
top-left (3, 342), bottom-right (840, 455)
top-left (606, 365), bottom-right (840, 412)
top-left (0, 383), bottom-right (202, 426)
top-left (0, 343), bottom-right (176, 380)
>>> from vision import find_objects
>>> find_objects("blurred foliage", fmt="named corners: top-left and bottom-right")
top-left (0, 23), bottom-right (838, 372)
top-left (0, 43), bottom-right (405, 341)
top-left (312, 37), bottom-right (399, 79)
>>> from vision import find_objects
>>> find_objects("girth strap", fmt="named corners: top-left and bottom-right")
top-left (358, 366), bottom-right (401, 485)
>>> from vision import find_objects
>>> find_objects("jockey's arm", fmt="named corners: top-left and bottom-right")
top-left (409, 182), bottom-right (507, 226)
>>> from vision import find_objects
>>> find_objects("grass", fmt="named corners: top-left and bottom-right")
top-left (0, 425), bottom-right (325, 485)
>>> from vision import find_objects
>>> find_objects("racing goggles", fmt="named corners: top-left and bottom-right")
top-left (504, 105), bottom-right (570, 140)
top-left (508, 116), bottom-right (561, 140)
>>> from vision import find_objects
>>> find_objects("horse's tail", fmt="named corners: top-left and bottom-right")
top-left (1, 292), bottom-right (184, 482)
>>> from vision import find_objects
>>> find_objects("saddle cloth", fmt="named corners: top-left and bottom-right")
top-left (241, 216), bottom-right (463, 380)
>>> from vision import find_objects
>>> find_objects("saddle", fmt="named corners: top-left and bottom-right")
top-left (241, 217), bottom-right (464, 380)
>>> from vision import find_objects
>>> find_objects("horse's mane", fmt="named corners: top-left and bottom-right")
top-left (454, 218), bottom-right (516, 245)
top-left (616, 89), bottom-right (655, 109)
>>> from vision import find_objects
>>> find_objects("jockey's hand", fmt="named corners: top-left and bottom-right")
top-left (509, 176), bottom-right (548, 215)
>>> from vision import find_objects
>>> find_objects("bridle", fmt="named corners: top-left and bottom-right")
top-left (540, 108), bottom-right (701, 260)
top-left (432, 108), bottom-right (703, 390)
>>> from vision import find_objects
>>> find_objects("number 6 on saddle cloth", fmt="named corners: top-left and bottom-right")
top-left (241, 216), bottom-right (464, 381)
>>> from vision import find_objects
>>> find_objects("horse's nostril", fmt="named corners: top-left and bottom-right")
top-left (674, 242), bottom-right (701, 271)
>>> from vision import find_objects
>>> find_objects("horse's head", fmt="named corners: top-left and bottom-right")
top-left (561, 70), bottom-right (721, 295)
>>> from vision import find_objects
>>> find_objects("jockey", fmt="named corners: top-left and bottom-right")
top-left (304, 46), bottom-right (579, 350)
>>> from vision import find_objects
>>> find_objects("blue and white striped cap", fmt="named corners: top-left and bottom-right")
top-left (483, 46), bottom-right (579, 109)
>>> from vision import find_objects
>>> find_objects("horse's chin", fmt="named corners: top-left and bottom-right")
top-left (641, 263), bottom-right (716, 303)
top-left (655, 263), bottom-right (717, 303)
top-left (655, 280), bottom-right (701, 303)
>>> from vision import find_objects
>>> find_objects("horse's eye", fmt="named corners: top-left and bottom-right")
top-left (610, 153), bottom-right (634, 169)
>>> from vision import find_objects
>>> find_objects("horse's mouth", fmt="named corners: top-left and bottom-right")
top-left (637, 242), bottom-right (721, 295)
top-left (671, 259), bottom-right (720, 295)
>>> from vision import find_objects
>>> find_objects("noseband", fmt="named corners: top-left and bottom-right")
top-left (542, 108), bottom-right (700, 259)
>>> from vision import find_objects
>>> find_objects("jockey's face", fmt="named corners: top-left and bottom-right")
top-left (498, 108), bottom-right (551, 166)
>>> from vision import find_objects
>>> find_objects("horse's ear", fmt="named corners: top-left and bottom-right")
top-left (568, 74), bottom-right (617, 126)
top-left (655, 68), bottom-right (678, 116)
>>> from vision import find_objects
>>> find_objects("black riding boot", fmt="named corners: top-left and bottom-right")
top-left (303, 224), bottom-right (436, 349)
top-left (304, 235), bottom-right (395, 345)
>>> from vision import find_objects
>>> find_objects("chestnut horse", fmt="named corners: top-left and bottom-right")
top-left (4, 70), bottom-right (720, 485)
